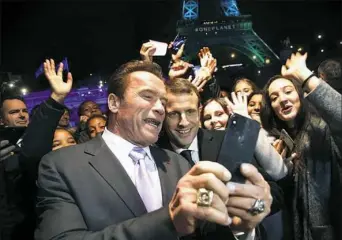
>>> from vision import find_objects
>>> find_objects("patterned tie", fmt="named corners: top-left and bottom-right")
top-left (129, 147), bottom-right (159, 212)
top-left (180, 150), bottom-right (194, 166)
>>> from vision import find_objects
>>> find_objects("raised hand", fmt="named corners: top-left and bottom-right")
top-left (272, 139), bottom-right (296, 169)
top-left (44, 59), bottom-right (73, 103)
top-left (198, 47), bottom-right (217, 75)
top-left (198, 47), bottom-right (211, 67)
top-left (168, 61), bottom-right (193, 80)
top-left (169, 43), bottom-right (185, 63)
top-left (224, 92), bottom-right (249, 118)
top-left (139, 42), bottom-right (156, 62)
top-left (281, 52), bottom-right (312, 81)
top-left (189, 67), bottom-right (211, 92)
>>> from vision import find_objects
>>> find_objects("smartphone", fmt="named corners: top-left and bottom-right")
top-left (149, 40), bottom-right (168, 56)
top-left (216, 114), bottom-right (260, 183)
top-left (279, 129), bottom-right (295, 152)
top-left (0, 126), bottom-right (26, 145)
top-left (171, 34), bottom-right (187, 54)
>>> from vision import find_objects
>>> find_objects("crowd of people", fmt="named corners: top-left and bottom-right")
top-left (0, 40), bottom-right (341, 240)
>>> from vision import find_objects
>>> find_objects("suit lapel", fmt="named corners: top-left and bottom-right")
top-left (150, 147), bottom-right (176, 206)
top-left (85, 136), bottom-right (147, 217)
top-left (198, 128), bottom-right (220, 162)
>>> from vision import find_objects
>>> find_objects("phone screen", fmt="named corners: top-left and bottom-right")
top-left (216, 114), bottom-right (260, 183)
top-left (280, 129), bottom-right (295, 152)
top-left (171, 35), bottom-right (187, 54)
top-left (0, 126), bottom-right (26, 145)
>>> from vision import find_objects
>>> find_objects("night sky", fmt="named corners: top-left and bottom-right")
top-left (1, 0), bottom-right (341, 91)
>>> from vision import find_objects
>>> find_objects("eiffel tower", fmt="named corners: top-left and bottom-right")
top-left (178, 0), bottom-right (279, 67)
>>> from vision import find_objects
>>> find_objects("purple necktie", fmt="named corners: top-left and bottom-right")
top-left (129, 147), bottom-right (160, 212)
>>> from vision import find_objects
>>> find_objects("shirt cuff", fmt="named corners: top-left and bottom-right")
top-left (233, 228), bottom-right (255, 240)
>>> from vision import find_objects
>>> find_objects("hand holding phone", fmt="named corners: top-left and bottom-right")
top-left (170, 34), bottom-right (187, 54)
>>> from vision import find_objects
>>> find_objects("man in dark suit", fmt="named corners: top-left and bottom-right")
top-left (0, 59), bottom-right (73, 240)
top-left (36, 60), bottom-right (273, 239)
top-left (158, 78), bottom-right (283, 239)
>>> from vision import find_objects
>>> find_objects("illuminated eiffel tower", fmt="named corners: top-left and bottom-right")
top-left (178, 0), bottom-right (279, 67)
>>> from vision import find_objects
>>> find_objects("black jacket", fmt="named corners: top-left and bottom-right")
top-left (0, 97), bottom-right (65, 240)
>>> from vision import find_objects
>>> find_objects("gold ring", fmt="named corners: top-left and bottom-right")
top-left (197, 188), bottom-right (213, 207)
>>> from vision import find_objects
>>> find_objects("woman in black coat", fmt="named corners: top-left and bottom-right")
top-left (260, 53), bottom-right (342, 240)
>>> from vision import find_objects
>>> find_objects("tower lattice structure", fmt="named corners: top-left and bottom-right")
top-left (179, 0), bottom-right (279, 67)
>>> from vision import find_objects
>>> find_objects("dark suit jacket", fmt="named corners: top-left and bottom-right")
top-left (0, 97), bottom-right (65, 240)
top-left (36, 135), bottom-right (239, 240)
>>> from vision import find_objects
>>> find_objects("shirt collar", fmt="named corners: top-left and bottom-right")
top-left (171, 135), bottom-right (199, 154)
top-left (102, 128), bottom-right (153, 160)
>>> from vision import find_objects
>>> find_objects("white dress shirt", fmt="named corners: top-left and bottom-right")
top-left (171, 135), bottom-right (200, 164)
top-left (101, 128), bottom-right (163, 212)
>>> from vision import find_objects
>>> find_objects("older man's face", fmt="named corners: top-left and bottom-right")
top-left (1, 99), bottom-right (29, 127)
top-left (108, 71), bottom-right (167, 147)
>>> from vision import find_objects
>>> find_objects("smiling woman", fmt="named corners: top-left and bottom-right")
top-left (201, 98), bottom-right (229, 130)
top-left (260, 69), bottom-right (342, 240)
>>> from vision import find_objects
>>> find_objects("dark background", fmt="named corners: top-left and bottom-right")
top-left (1, 0), bottom-right (341, 91)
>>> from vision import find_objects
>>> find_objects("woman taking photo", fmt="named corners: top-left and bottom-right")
top-left (261, 53), bottom-right (342, 240)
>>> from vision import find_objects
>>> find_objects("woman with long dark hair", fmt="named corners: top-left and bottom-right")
top-left (261, 53), bottom-right (342, 240)
top-left (200, 98), bottom-right (230, 130)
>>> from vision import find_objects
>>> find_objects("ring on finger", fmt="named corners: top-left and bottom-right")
top-left (247, 199), bottom-right (265, 216)
top-left (197, 188), bottom-right (214, 207)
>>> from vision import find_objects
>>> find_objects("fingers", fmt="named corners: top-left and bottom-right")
top-left (0, 140), bottom-right (10, 148)
top-left (273, 139), bottom-right (284, 154)
top-left (189, 161), bottom-right (231, 182)
top-left (196, 79), bottom-right (208, 91)
top-left (242, 93), bottom-right (247, 106)
top-left (175, 197), bottom-right (230, 226)
top-left (43, 59), bottom-right (62, 78)
top-left (0, 144), bottom-right (16, 160)
top-left (224, 97), bottom-right (234, 115)
top-left (272, 139), bottom-right (280, 149)
top-left (168, 41), bottom-right (173, 49)
top-left (227, 181), bottom-right (266, 199)
top-left (227, 196), bottom-right (256, 211)
top-left (141, 42), bottom-right (156, 55)
top-left (284, 152), bottom-right (297, 165)
top-left (281, 65), bottom-right (287, 76)
top-left (57, 62), bottom-right (64, 77)
top-left (228, 207), bottom-right (258, 222)
top-left (239, 164), bottom-right (266, 187)
top-left (194, 194), bottom-right (230, 226)
top-left (188, 173), bottom-right (229, 201)
top-left (140, 42), bottom-right (153, 52)
top-left (67, 72), bottom-right (73, 86)
top-left (174, 44), bottom-right (185, 60)
top-left (80, 115), bottom-right (89, 123)
top-left (44, 59), bottom-right (53, 77)
top-left (50, 59), bottom-right (55, 73)
top-left (280, 147), bottom-right (287, 159)
top-left (174, 187), bottom-right (228, 217)
top-left (231, 92), bottom-right (238, 104)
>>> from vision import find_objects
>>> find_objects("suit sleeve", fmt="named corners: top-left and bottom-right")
top-left (35, 155), bottom-right (179, 240)
top-left (20, 97), bottom-right (65, 180)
